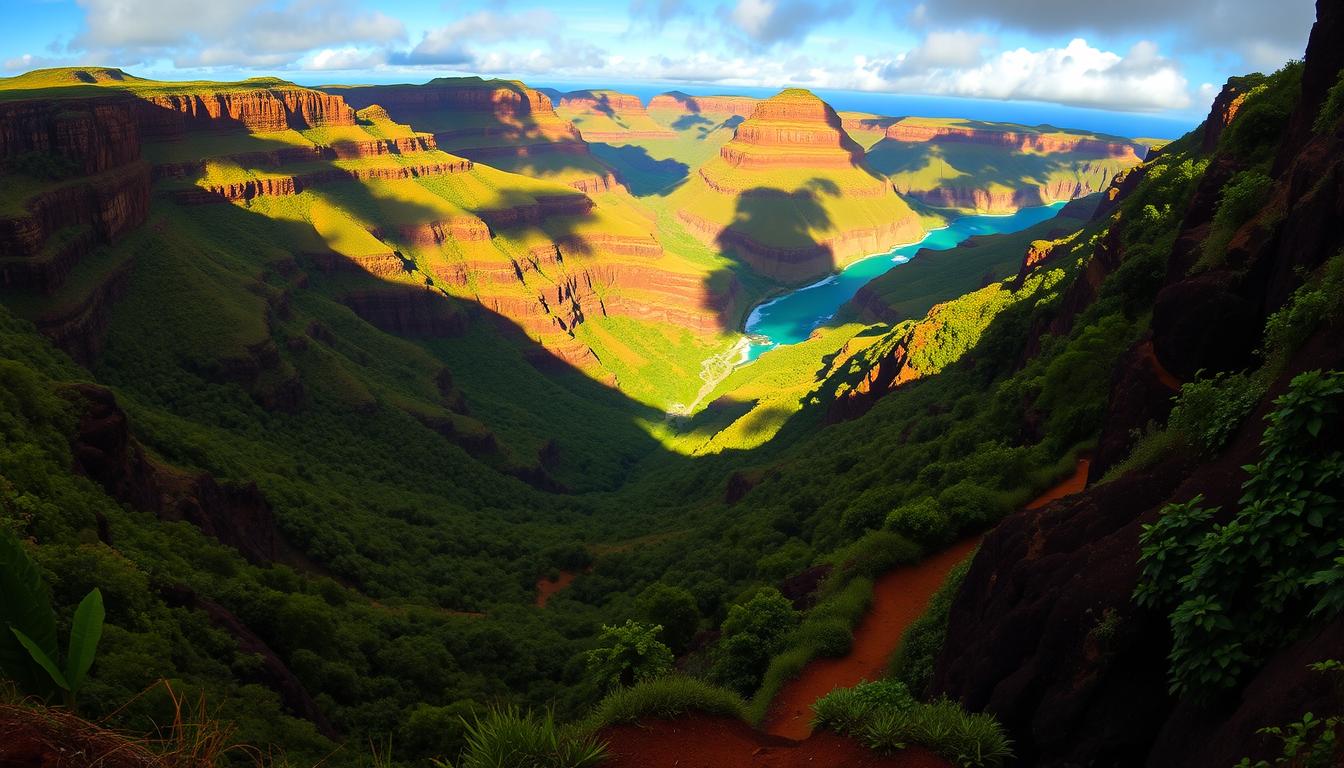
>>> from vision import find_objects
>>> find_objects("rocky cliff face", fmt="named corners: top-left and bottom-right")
top-left (0, 94), bottom-right (150, 328)
top-left (555, 90), bottom-right (676, 140)
top-left (0, 97), bottom-right (141, 174)
top-left (929, 2), bottom-right (1344, 763)
top-left (672, 89), bottom-right (923, 283)
top-left (648, 92), bottom-right (760, 116)
top-left (894, 172), bottom-right (1119, 213)
top-left (718, 89), bottom-right (866, 169)
top-left (873, 120), bottom-right (1146, 160)
top-left (134, 86), bottom-right (355, 136)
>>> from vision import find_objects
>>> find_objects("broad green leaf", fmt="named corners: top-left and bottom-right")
top-left (11, 628), bottom-right (69, 691)
top-left (64, 589), bottom-right (104, 692)
top-left (0, 529), bottom-right (59, 696)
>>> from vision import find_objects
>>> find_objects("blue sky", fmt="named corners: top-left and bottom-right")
top-left (0, 0), bottom-right (1317, 119)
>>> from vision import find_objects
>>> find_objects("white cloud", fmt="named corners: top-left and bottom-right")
top-left (305, 47), bottom-right (388, 71)
top-left (909, 0), bottom-right (1313, 74)
top-left (68, 0), bottom-right (405, 68)
top-left (723, 0), bottom-right (854, 46)
top-left (869, 37), bottom-right (1191, 112)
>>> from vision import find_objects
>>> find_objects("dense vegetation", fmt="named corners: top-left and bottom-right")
top-left (3, 39), bottom-right (1342, 768)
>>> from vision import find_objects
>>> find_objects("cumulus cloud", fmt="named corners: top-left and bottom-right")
top-left (867, 37), bottom-right (1191, 112)
top-left (724, 0), bottom-right (854, 46)
top-left (894, 30), bottom-right (994, 72)
top-left (906, 0), bottom-right (1313, 73)
top-left (67, 0), bottom-right (404, 68)
top-left (388, 10), bottom-right (606, 75)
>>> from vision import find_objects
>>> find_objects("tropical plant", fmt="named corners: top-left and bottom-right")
top-left (579, 675), bottom-right (748, 732)
top-left (584, 620), bottom-right (674, 692)
top-left (1234, 660), bottom-right (1343, 768)
top-left (0, 529), bottom-right (104, 707)
top-left (1137, 370), bottom-right (1344, 695)
top-left (436, 706), bottom-right (606, 768)
top-left (812, 680), bottom-right (1012, 768)
top-left (710, 588), bottom-right (798, 696)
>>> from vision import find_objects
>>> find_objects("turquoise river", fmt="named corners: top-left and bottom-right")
top-left (666, 201), bottom-right (1067, 416)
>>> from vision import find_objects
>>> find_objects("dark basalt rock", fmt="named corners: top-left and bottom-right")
top-left (64, 383), bottom-right (286, 565)
top-left (1151, 272), bottom-right (1259, 382)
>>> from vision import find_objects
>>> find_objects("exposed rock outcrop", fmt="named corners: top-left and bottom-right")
top-left (930, 7), bottom-right (1344, 761)
top-left (873, 119), bottom-right (1145, 160)
top-left (675, 89), bottom-right (924, 283)
top-left (64, 383), bottom-right (287, 565)
top-left (555, 90), bottom-right (676, 140)
top-left (648, 92), bottom-right (760, 116)
top-left (340, 286), bottom-right (469, 338)
top-left (134, 85), bottom-right (355, 136)
top-left (0, 97), bottom-right (141, 174)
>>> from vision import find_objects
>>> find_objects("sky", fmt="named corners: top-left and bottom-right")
top-left (0, 0), bottom-right (1318, 122)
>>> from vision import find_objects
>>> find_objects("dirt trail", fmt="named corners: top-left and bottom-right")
top-left (764, 457), bottom-right (1092, 739)
top-left (601, 714), bottom-right (950, 768)
top-left (1138, 339), bottom-right (1183, 392)
top-left (535, 570), bottom-right (577, 607)
top-left (763, 538), bottom-right (981, 739)
top-left (1025, 458), bottom-right (1091, 510)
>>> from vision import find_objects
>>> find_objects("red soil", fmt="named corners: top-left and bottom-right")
top-left (601, 714), bottom-right (950, 768)
top-left (764, 538), bottom-right (982, 739)
top-left (535, 570), bottom-right (577, 607)
top-left (1025, 458), bottom-right (1091, 510)
top-left (1138, 339), bottom-right (1183, 392)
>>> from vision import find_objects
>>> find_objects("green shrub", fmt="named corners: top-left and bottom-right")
top-left (885, 497), bottom-right (949, 546)
top-left (580, 676), bottom-right (748, 732)
top-left (813, 681), bottom-right (1012, 768)
top-left (585, 620), bottom-right (674, 692)
top-left (1261, 254), bottom-right (1344, 372)
top-left (1167, 371), bottom-right (1265, 455)
top-left (1198, 170), bottom-right (1273, 271)
top-left (1313, 69), bottom-right (1344, 134)
top-left (828, 530), bottom-right (922, 582)
top-left (1222, 61), bottom-right (1304, 161)
top-left (794, 619), bottom-right (852, 657)
top-left (1136, 370), bottom-right (1344, 695)
top-left (1234, 660), bottom-right (1343, 768)
top-left (442, 707), bottom-right (606, 768)
top-left (711, 588), bottom-right (798, 696)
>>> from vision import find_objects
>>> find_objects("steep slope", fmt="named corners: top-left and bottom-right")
top-left (853, 115), bottom-right (1146, 213)
top-left (667, 89), bottom-right (927, 282)
top-left (1, 71), bottom-right (747, 406)
top-left (922, 6), bottom-right (1344, 764)
top-left (324, 77), bottom-right (621, 194)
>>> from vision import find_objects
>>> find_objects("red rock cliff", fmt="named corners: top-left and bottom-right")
top-left (135, 86), bottom-right (356, 136)
top-left (877, 119), bottom-right (1145, 160)
top-left (648, 92), bottom-right (760, 116)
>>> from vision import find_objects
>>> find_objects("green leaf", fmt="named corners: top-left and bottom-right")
top-left (0, 529), bottom-right (59, 696)
top-left (11, 628), bottom-right (69, 691)
top-left (64, 589), bottom-right (104, 692)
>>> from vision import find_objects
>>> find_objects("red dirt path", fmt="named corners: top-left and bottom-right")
top-left (763, 537), bottom-right (982, 739)
top-left (1025, 458), bottom-right (1091, 510)
top-left (535, 570), bottom-right (577, 607)
top-left (1138, 340), bottom-right (1183, 392)
top-left (765, 457), bottom-right (1092, 739)
top-left (601, 714), bottom-right (950, 768)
